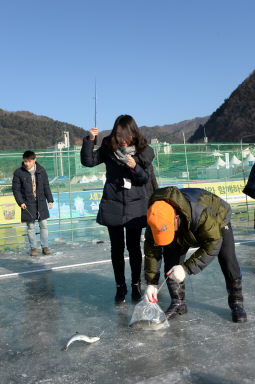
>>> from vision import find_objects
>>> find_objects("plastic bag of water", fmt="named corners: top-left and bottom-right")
top-left (129, 298), bottom-right (169, 331)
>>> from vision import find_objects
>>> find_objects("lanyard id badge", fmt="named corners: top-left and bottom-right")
top-left (123, 178), bottom-right (132, 189)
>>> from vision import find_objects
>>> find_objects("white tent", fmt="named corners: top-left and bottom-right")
top-left (79, 175), bottom-right (99, 183)
top-left (243, 153), bottom-right (255, 166)
top-left (229, 155), bottom-right (241, 167)
top-left (79, 175), bottom-right (89, 183)
top-left (209, 157), bottom-right (226, 169)
top-left (241, 148), bottom-right (251, 158)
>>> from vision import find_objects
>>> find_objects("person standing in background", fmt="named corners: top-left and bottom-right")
top-left (12, 151), bottom-right (54, 256)
top-left (243, 163), bottom-right (255, 199)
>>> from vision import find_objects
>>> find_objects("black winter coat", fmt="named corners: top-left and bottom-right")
top-left (132, 151), bottom-right (158, 200)
top-left (243, 163), bottom-right (255, 199)
top-left (80, 137), bottom-right (154, 228)
top-left (12, 162), bottom-right (53, 223)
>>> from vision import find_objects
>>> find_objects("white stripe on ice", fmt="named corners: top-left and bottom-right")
top-left (0, 257), bottom-right (130, 279)
top-left (0, 238), bottom-right (254, 279)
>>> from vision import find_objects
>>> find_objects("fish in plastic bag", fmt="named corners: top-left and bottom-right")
top-left (129, 298), bottom-right (169, 331)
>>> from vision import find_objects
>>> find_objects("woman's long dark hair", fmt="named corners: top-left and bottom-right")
top-left (104, 115), bottom-right (147, 153)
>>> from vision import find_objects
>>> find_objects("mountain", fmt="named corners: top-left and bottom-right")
top-left (0, 107), bottom-right (208, 150)
top-left (96, 116), bottom-right (209, 145)
top-left (139, 117), bottom-right (209, 143)
top-left (189, 70), bottom-right (255, 143)
top-left (0, 109), bottom-right (88, 150)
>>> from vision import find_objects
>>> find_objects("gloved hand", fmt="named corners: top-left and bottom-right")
top-left (144, 285), bottom-right (158, 303)
top-left (167, 265), bottom-right (186, 283)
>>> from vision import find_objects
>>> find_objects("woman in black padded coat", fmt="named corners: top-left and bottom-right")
top-left (80, 115), bottom-right (155, 303)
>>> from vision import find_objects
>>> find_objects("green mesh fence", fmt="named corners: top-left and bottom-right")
top-left (1, 142), bottom-right (255, 189)
top-left (152, 142), bottom-right (255, 184)
top-left (0, 142), bottom-right (255, 250)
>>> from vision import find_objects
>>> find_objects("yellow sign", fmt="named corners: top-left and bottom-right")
top-left (186, 180), bottom-right (246, 203)
top-left (0, 196), bottom-right (21, 224)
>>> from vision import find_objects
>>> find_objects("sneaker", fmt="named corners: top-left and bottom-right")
top-left (30, 248), bottom-right (38, 257)
top-left (115, 284), bottom-right (128, 304)
top-left (42, 247), bottom-right (51, 255)
top-left (165, 302), bottom-right (188, 320)
top-left (131, 282), bottom-right (142, 302)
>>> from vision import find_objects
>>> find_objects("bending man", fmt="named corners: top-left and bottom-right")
top-left (144, 186), bottom-right (247, 323)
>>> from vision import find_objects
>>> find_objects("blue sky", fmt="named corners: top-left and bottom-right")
top-left (1, 0), bottom-right (255, 132)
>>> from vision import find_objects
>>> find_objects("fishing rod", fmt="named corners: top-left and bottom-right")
top-left (25, 207), bottom-right (34, 218)
top-left (94, 78), bottom-right (98, 146)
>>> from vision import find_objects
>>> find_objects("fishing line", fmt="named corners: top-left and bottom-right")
top-left (157, 275), bottom-right (170, 294)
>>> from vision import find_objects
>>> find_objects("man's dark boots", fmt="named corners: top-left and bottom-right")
top-left (131, 281), bottom-right (142, 302)
top-left (165, 279), bottom-right (187, 320)
top-left (227, 278), bottom-right (247, 323)
top-left (115, 283), bottom-right (128, 304)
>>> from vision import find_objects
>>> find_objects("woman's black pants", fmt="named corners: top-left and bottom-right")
top-left (107, 226), bottom-right (143, 286)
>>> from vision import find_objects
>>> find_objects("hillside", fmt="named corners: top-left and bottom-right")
top-left (139, 117), bottom-right (209, 143)
top-left (0, 109), bottom-right (209, 150)
top-left (189, 70), bottom-right (255, 143)
top-left (0, 109), bottom-right (88, 150)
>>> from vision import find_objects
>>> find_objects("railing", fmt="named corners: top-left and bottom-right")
top-left (0, 142), bottom-right (255, 251)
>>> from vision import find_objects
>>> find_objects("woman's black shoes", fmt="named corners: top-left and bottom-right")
top-left (115, 284), bottom-right (128, 304)
top-left (115, 282), bottom-right (142, 303)
top-left (131, 282), bottom-right (142, 302)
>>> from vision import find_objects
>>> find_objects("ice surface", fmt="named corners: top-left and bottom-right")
top-left (0, 228), bottom-right (255, 383)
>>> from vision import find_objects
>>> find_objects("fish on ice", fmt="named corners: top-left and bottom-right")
top-left (63, 332), bottom-right (100, 351)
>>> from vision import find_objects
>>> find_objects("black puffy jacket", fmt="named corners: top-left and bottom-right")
top-left (243, 163), bottom-right (255, 198)
top-left (80, 137), bottom-right (154, 228)
top-left (133, 151), bottom-right (158, 200)
top-left (12, 162), bottom-right (53, 223)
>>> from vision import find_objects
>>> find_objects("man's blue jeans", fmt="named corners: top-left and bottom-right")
top-left (27, 219), bottom-right (48, 249)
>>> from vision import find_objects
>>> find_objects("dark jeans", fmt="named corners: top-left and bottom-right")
top-left (107, 226), bottom-right (143, 285)
top-left (163, 224), bottom-right (241, 285)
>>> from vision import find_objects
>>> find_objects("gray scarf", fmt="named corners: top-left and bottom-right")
top-left (114, 145), bottom-right (136, 164)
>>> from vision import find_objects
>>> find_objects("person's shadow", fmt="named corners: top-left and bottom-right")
top-left (0, 256), bottom-right (132, 339)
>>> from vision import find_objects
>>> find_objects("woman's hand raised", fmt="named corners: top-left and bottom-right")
top-left (89, 127), bottom-right (98, 141)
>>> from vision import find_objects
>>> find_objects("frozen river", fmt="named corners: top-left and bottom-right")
top-left (0, 228), bottom-right (254, 384)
